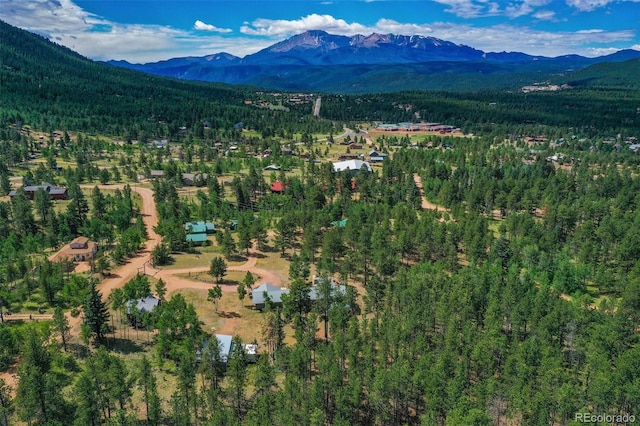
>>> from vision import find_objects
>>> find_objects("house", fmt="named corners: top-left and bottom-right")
top-left (368, 149), bottom-right (388, 158)
top-left (126, 295), bottom-right (160, 325)
top-left (9, 182), bottom-right (67, 200)
top-left (281, 147), bottom-right (293, 156)
top-left (182, 173), bottom-right (208, 187)
top-left (151, 140), bottom-right (168, 149)
top-left (150, 170), bottom-right (165, 179)
top-left (200, 335), bottom-right (257, 363)
top-left (264, 164), bottom-right (281, 171)
top-left (185, 221), bottom-right (215, 244)
top-left (338, 153), bottom-right (360, 161)
top-left (251, 281), bottom-right (347, 310)
top-left (331, 218), bottom-right (348, 228)
top-left (270, 181), bottom-right (286, 194)
top-left (251, 283), bottom-right (288, 310)
top-left (369, 156), bottom-right (385, 163)
top-left (348, 143), bottom-right (363, 150)
top-left (216, 334), bottom-right (234, 362)
top-left (55, 236), bottom-right (98, 261)
top-left (332, 159), bottom-right (372, 174)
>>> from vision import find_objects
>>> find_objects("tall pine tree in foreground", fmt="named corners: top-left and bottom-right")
top-left (83, 281), bottom-right (110, 344)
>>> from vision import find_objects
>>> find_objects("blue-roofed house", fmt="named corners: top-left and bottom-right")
top-left (126, 295), bottom-right (160, 325)
top-left (216, 334), bottom-right (234, 362)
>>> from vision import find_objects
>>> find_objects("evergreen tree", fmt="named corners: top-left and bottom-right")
top-left (52, 306), bottom-right (71, 352)
top-left (208, 285), bottom-right (223, 313)
top-left (0, 378), bottom-right (12, 426)
top-left (83, 281), bottom-right (110, 344)
top-left (209, 257), bottom-right (227, 283)
top-left (136, 355), bottom-right (162, 425)
top-left (15, 330), bottom-right (70, 425)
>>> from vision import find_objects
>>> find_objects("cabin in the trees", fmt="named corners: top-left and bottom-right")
top-left (270, 181), bottom-right (286, 194)
top-left (250, 280), bottom-right (347, 310)
top-left (9, 182), bottom-right (67, 200)
top-left (185, 221), bottom-right (215, 244)
top-left (54, 236), bottom-right (98, 261)
top-left (182, 172), bottom-right (208, 187)
top-left (126, 295), bottom-right (160, 325)
top-left (150, 170), bottom-right (165, 179)
top-left (331, 218), bottom-right (348, 228)
top-left (251, 283), bottom-right (287, 310)
top-left (200, 334), bottom-right (257, 363)
top-left (332, 159), bottom-right (372, 175)
top-left (338, 152), bottom-right (360, 161)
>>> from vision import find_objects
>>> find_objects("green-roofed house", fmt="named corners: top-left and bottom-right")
top-left (331, 218), bottom-right (348, 228)
top-left (185, 221), bottom-right (215, 244)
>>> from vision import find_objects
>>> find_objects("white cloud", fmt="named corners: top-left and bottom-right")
top-left (565, 0), bottom-right (640, 11)
top-left (0, 0), bottom-right (260, 62)
top-left (432, 0), bottom-right (551, 18)
top-left (532, 10), bottom-right (557, 20)
top-left (194, 20), bottom-right (232, 33)
top-left (240, 14), bottom-right (369, 36)
top-left (431, 0), bottom-right (488, 18)
top-left (565, 0), bottom-right (613, 11)
top-left (434, 0), bottom-right (638, 18)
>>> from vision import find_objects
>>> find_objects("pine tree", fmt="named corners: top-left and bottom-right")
top-left (208, 285), bottom-right (223, 313)
top-left (52, 307), bottom-right (71, 352)
top-left (209, 257), bottom-right (227, 283)
top-left (0, 378), bottom-right (12, 426)
top-left (83, 281), bottom-right (110, 344)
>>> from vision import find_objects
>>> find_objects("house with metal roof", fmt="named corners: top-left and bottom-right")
top-left (332, 159), bottom-right (372, 174)
top-left (216, 334), bottom-right (234, 362)
top-left (9, 182), bottom-right (68, 200)
top-left (251, 283), bottom-right (288, 310)
top-left (185, 221), bottom-right (215, 244)
top-left (127, 295), bottom-right (160, 315)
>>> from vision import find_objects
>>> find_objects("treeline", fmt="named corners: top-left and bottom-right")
top-left (318, 88), bottom-right (640, 138)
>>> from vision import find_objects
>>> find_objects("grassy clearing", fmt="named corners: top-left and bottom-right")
top-left (167, 244), bottom-right (248, 270)
top-left (174, 270), bottom-right (246, 285)
top-left (255, 251), bottom-right (291, 280)
top-left (177, 288), bottom-right (265, 347)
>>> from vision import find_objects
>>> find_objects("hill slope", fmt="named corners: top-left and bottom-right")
top-left (0, 20), bottom-right (256, 134)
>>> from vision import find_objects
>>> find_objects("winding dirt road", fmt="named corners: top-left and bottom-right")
top-left (1, 183), bottom-right (282, 391)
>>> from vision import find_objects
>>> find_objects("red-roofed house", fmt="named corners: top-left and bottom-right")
top-left (270, 181), bottom-right (286, 194)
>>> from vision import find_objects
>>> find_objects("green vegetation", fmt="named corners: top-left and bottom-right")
top-left (1, 19), bottom-right (640, 426)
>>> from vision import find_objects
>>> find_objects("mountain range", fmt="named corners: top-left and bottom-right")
top-left (105, 30), bottom-right (640, 93)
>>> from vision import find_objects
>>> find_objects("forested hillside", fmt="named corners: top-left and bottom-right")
top-left (1, 20), bottom-right (639, 426)
top-left (0, 20), bottom-right (332, 138)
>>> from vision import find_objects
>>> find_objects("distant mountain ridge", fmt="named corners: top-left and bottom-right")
top-left (103, 30), bottom-right (640, 92)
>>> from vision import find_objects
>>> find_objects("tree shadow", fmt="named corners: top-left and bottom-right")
top-left (229, 254), bottom-right (248, 263)
top-left (107, 337), bottom-right (146, 354)
top-left (217, 311), bottom-right (241, 318)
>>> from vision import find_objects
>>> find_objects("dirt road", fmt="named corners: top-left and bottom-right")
top-left (412, 173), bottom-right (448, 212)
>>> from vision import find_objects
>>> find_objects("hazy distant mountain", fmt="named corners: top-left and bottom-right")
top-left (103, 30), bottom-right (640, 92)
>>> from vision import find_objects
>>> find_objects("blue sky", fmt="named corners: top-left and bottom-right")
top-left (1, 0), bottom-right (639, 62)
